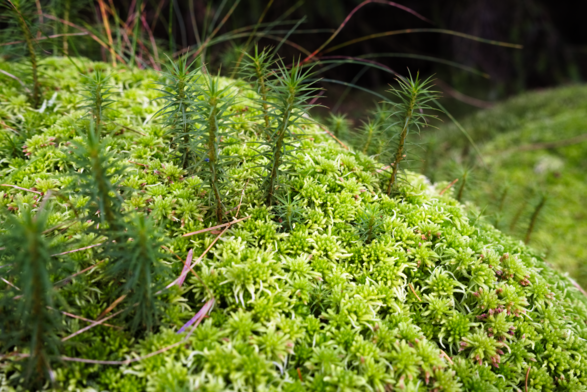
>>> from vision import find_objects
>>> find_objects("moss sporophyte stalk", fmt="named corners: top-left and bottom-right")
top-left (2, 58), bottom-right (587, 391)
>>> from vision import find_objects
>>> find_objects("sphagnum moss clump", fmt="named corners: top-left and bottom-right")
top-left (1, 58), bottom-right (587, 391)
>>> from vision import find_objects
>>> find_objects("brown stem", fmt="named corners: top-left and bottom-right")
top-left (265, 101), bottom-right (293, 207)
top-left (63, 0), bottom-right (71, 55)
top-left (387, 93), bottom-right (417, 195)
top-left (207, 102), bottom-right (223, 222)
top-left (456, 172), bottom-right (468, 201)
top-left (509, 200), bottom-right (528, 232)
top-left (13, 2), bottom-right (40, 108)
top-left (524, 196), bottom-right (546, 244)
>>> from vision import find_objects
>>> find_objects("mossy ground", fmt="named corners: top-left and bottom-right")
top-left (422, 85), bottom-right (587, 286)
top-left (2, 59), bottom-right (587, 391)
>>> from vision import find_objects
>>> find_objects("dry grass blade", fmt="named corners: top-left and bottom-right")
top-left (182, 215), bottom-right (250, 237)
top-left (1, 184), bottom-right (42, 195)
top-left (439, 349), bottom-right (454, 365)
top-left (61, 340), bottom-right (185, 365)
top-left (434, 79), bottom-right (494, 109)
top-left (303, 0), bottom-right (431, 64)
top-left (233, 180), bottom-right (249, 219)
top-left (166, 226), bottom-right (230, 290)
top-left (316, 123), bottom-right (349, 150)
top-left (439, 179), bottom-right (459, 196)
top-left (97, 294), bottom-right (127, 320)
top-left (42, 13), bottom-right (127, 65)
top-left (52, 243), bottom-right (103, 257)
top-left (0, 32), bottom-right (87, 47)
top-left (97, 0), bottom-right (116, 67)
top-left (1, 278), bottom-right (19, 290)
top-left (1, 120), bottom-right (20, 134)
top-left (0, 69), bottom-right (30, 92)
top-left (324, 28), bottom-right (523, 55)
top-left (409, 283), bottom-right (422, 302)
top-left (177, 249), bottom-right (194, 287)
top-left (375, 165), bottom-right (391, 173)
top-left (191, 0), bottom-right (242, 60)
top-left (111, 122), bottom-right (147, 136)
top-left (54, 260), bottom-right (104, 287)
top-left (62, 307), bottom-right (129, 342)
top-left (58, 309), bottom-right (121, 329)
top-left (178, 298), bottom-right (215, 334)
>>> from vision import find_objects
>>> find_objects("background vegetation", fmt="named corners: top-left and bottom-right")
top-left (1, 0), bottom-right (587, 390)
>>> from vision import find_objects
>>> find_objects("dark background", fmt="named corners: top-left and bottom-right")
top-left (151, 0), bottom-right (587, 101)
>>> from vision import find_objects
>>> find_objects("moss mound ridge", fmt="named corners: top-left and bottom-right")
top-left (2, 58), bottom-right (587, 391)
top-left (428, 85), bottom-right (587, 286)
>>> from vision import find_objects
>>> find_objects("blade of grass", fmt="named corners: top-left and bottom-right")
top-left (324, 28), bottom-right (523, 55)
top-left (303, 0), bottom-right (432, 64)
top-left (191, 0), bottom-right (242, 61)
top-left (230, 0), bottom-right (274, 78)
top-left (42, 13), bottom-right (127, 65)
top-left (97, 0), bottom-right (116, 67)
top-left (360, 53), bottom-right (490, 78)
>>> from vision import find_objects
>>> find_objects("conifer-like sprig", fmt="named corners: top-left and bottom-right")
top-left (69, 122), bottom-right (124, 231)
top-left (3, 0), bottom-right (41, 108)
top-left (155, 56), bottom-right (201, 169)
top-left (386, 72), bottom-right (439, 195)
top-left (274, 192), bottom-right (304, 230)
top-left (192, 72), bottom-right (236, 222)
top-left (0, 204), bottom-right (61, 389)
top-left (106, 214), bottom-right (171, 332)
top-left (356, 204), bottom-right (385, 243)
top-left (263, 60), bottom-right (318, 206)
top-left (241, 46), bottom-right (277, 131)
top-left (80, 70), bottom-right (114, 136)
top-left (326, 113), bottom-right (352, 141)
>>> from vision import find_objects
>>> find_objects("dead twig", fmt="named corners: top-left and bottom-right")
top-left (97, 295), bottom-right (127, 320)
top-left (54, 260), bottom-right (105, 287)
top-left (182, 215), bottom-right (250, 237)
top-left (61, 307), bottom-right (129, 342)
top-left (409, 283), bottom-right (422, 302)
top-left (440, 349), bottom-right (454, 365)
top-left (493, 133), bottom-right (587, 156)
top-left (439, 178), bottom-right (459, 196)
top-left (165, 226), bottom-right (230, 291)
top-left (1, 184), bottom-right (42, 195)
top-left (233, 180), bottom-right (249, 220)
top-left (56, 308), bottom-right (121, 329)
top-left (52, 243), bottom-right (103, 257)
top-left (0, 32), bottom-right (87, 47)
top-left (316, 123), bottom-right (349, 150)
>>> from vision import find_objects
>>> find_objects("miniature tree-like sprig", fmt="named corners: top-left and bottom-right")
top-left (193, 72), bottom-right (236, 223)
top-left (0, 204), bottom-right (61, 389)
top-left (106, 214), bottom-right (171, 332)
top-left (241, 46), bottom-right (277, 131)
top-left (80, 70), bottom-right (114, 136)
top-left (69, 122), bottom-right (124, 232)
top-left (386, 72), bottom-right (438, 195)
top-left (263, 60), bottom-right (318, 207)
top-left (3, 0), bottom-right (41, 108)
top-left (156, 56), bottom-right (200, 170)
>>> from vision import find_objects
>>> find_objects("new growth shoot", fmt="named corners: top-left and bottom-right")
top-left (386, 72), bottom-right (438, 195)
top-left (263, 60), bottom-right (318, 207)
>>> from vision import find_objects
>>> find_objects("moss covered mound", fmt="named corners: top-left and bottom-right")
top-left (427, 85), bottom-right (587, 286)
top-left (2, 59), bottom-right (587, 391)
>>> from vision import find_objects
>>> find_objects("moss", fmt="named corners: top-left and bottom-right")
top-left (426, 85), bottom-right (587, 286)
top-left (1, 58), bottom-right (587, 391)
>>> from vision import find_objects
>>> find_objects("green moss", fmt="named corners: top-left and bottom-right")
top-left (426, 85), bottom-right (587, 286)
top-left (1, 59), bottom-right (587, 391)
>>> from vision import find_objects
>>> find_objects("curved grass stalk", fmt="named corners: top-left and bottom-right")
top-left (8, 0), bottom-right (41, 108)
